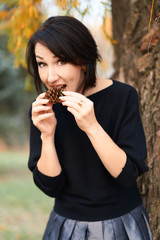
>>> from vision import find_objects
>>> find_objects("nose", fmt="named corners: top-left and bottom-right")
top-left (47, 66), bottom-right (59, 83)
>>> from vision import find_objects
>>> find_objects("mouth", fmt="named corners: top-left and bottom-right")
top-left (49, 84), bottom-right (67, 90)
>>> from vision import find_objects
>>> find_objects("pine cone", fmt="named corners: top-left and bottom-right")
top-left (45, 84), bottom-right (66, 104)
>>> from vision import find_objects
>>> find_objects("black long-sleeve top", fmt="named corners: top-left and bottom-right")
top-left (28, 79), bottom-right (149, 221)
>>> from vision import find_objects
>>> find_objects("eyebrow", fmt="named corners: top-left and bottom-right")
top-left (35, 55), bottom-right (44, 60)
top-left (35, 55), bottom-right (57, 60)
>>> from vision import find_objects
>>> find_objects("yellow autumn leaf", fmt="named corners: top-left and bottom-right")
top-left (111, 39), bottom-right (118, 44)
top-left (35, 0), bottom-right (42, 4)
top-left (19, 0), bottom-right (30, 7)
top-left (101, 15), bottom-right (118, 45)
top-left (73, 0), bottom-right (79, 8)
top-left (0, 10), bottom-right (10, 20)
top-left (28, 6), bottom-right (34, 17)
top-left (23, 28), bottom-right (34, 38)
top-left (32, 7), bottom-right (39, 18)
top-left (57, 0), bottom-right (67, 10)
top-left (15, 37), bottom-right (21, 51)
top-left (83, 7), bottom-right (88, 15)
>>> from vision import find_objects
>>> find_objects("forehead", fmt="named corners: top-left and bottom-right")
top-left (35, 42), bottom-right (56, 58)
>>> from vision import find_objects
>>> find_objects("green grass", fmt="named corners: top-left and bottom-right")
top-left (0, 151), bottom-right (54, 240)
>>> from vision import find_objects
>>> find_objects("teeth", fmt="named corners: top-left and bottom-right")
top-left (45, 84), bottom-right (66, 104)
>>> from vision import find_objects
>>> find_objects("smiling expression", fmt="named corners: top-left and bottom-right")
top-left (35, 43), bottom-right (86, 92)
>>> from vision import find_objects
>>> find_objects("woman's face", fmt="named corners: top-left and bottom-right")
top-left (35, 42), bottom-right (85, 92)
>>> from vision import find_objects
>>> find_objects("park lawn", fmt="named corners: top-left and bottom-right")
top-left (0, 151), bottom-right (54, 240)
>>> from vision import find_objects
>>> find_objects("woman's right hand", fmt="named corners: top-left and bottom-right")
top-left (32, 93), bottom-right (57, 137)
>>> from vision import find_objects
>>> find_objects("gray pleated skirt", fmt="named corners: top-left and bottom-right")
top-left (43, 204), bottom-right (152, 240)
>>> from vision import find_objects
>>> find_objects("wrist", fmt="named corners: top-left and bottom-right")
top-left (86, 122), bottom-right (101, 137)
top-left (41, 133), bottom-right (55, 142)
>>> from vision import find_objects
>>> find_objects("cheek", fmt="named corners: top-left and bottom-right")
top-left (38, 69), bottom-right (47, 81)
top-left (66, 66), bottom-right (82, 80)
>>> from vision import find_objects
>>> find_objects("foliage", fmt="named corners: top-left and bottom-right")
top-left (56, 0), bottom-right (88, 18)
top-left (0, 0), bottom-right (44, 68)
top-left (102, 2), bottom-right (117, 44)
top-left (0, 0), bottom-right (84, 68)
top-left (57, 0), bottom-right (81, 11)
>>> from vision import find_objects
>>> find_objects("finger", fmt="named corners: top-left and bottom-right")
top-left (32, 105), bottom-right (52, 114)
top-left (60, 95), bottom-right (92, 109)
top-left (36, 92), bottom-right (46, 99)
top-left (67, 107), bottom-right (80, 119)
top-left (33, 112), bottom-right (54, 125)
top-left (46, 102), bottom-right (54, 107)
top-left (59, 95), bottom-right (82, 105)
top-left (62, 100), bottom-right (82, 111)
top-left (62, 91), bottom-right (88, 101)
top-left (61, 92), bottom-right (93, 108)
top-left (32, 98), bottom-right (49, 107)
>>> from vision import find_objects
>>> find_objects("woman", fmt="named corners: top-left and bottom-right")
top-left (26, 16), bottom-right (152, 239)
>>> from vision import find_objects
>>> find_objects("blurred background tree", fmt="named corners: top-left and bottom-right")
top-left (0, 35), bottom-right (34, 146)
top-left (0, 0), bottom-right (160, 239)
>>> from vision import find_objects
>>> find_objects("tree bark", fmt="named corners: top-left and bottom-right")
top-left (112, 0), bottom-right (160, 239)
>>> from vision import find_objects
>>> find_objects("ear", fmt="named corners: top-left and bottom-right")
top-left (81, 65), bottom-right (87, 72)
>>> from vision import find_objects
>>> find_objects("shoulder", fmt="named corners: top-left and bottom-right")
top-left (113, 79), bottom-right (137, 93)
top-left (108, 80), bottom-right (140, 113)
top-left (112, 79), bottom-right (138, 100)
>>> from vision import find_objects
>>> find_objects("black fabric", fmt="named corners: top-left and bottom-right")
top-left (28, 79), bottom-right (149, 221)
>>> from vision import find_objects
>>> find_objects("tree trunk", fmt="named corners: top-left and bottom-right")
top-left (112, 0), bottom-right (160, 239)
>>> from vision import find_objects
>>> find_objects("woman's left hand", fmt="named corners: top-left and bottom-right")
top-left (59, 91), bottom-right (98, 134)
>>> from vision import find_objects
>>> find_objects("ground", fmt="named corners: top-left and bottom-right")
top-left (0, 150), bottom-right (53, 240)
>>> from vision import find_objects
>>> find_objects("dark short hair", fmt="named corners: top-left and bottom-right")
top-left (26, 16), bottom-right (102, 94)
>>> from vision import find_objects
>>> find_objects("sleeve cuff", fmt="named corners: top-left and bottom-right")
top-left (113, 157), bottom-right (139, 189)
top-left (35, 165), bottom-right (64, 186)
top-left (33, 165), bottom-right (66, 197)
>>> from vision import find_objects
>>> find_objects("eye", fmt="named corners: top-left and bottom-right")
top-left (37, 62), bottom-right (46, 68)
top-left (58, 59), bottom-right (66, 66)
